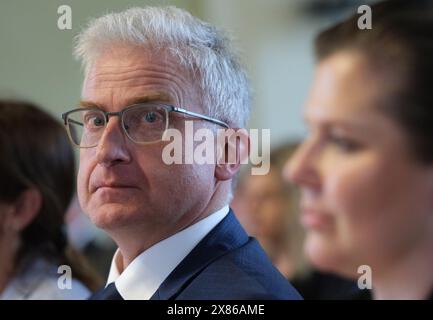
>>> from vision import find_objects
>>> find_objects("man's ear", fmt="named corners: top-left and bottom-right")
top-left (215, 128), bottom-right (250, 181)
top-left (10, 189), bottom-right (42, 232)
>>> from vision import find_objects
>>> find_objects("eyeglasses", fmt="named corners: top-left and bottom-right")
top-left (62, 103), bottom-right (229, 148)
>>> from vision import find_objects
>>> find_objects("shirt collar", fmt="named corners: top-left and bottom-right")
top-left (106, 206), bottom-right (229, 300)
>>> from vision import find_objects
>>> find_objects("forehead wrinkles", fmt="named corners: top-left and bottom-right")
top-left (87, 64), bottom-right (191, 90)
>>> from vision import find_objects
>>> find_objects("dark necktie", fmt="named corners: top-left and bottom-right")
top-left (89, 282), bottom-right (123, 300)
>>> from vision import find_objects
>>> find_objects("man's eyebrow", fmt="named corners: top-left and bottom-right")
top-left (79, 100), bottom-right (103, 109)
top-left (78, 92), bottom-right (173, 110)
top-left (125, 93), bottom-right (172, 105)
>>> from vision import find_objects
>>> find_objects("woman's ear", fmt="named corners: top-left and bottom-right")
top-left (215, 128), bottom-right (250, 181)
top-left (10, 189), bottom-right (42, 232)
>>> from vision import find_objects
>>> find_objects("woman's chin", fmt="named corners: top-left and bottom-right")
top-left (304, 231), bottom-right (354, 277)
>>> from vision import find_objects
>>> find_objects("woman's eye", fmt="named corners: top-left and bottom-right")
top-left (328, 135), bottom-right (360, 152)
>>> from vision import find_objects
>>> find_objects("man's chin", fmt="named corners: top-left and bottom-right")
top-left (87, 203), bottom-right (140, 230)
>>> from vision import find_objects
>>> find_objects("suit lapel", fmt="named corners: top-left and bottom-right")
top-left (150, 210), bottom-right (248, 300)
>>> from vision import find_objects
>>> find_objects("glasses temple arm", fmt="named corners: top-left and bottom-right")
top-left (172, 107), bottom-right (229, 128)
top-left (63, 116), bottom-right (84, 127)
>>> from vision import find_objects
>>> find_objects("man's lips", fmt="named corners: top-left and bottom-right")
top-left (91, 183), bottom-right (138, 193)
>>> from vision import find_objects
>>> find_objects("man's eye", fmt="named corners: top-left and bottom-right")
top-left (84, 113), bottom-right (105, 127)
top-left (143, 112), bottom-right (162, 123)
top-left (92, 117), bottom-right (104, 126)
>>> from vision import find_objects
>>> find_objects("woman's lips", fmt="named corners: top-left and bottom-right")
top-left (301, 207), bottom-right (333, 229)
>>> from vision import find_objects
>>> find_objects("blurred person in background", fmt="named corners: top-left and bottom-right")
top-left (232, 142), bottom-right (305, 279)
top-left (0, 100), bottom-right (102, 299)
top-left (285, 0), bottom-right (433, 299)
top-left (232, 142), bottom-right (358, 299)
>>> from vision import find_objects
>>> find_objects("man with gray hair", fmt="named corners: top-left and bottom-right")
top-left (63, 6), bottom-right (301, 300)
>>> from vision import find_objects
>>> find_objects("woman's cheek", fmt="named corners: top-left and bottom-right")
top-left (325, 164), bottom-right (376, 239)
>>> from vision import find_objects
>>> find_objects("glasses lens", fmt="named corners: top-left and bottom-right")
top-left (67, 109), bottom-right (106, 147)
top-left (123, 104), bottom-right (168, 143)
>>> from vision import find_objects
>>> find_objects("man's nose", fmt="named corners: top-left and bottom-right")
top-left (283, 140), bottom-right (320, 189)
top-left (95, 117), bottom-right (132, 167)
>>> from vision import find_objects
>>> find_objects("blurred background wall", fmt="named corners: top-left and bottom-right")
top-left (0, 0), bottom-right (376, 146)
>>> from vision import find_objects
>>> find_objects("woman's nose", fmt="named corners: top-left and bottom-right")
top-left (283, 140), bottom-right (320, 189)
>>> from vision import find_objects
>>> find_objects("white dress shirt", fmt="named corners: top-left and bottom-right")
top-left (106, 206), bottom-right (229, 300)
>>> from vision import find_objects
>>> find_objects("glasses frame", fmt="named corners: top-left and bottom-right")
top-left (61, 103), bottom-right (229, 148)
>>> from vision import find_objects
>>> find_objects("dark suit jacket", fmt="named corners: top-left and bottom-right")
top-left (148, 209), bottom-right (302, 300)
top-left (91, 209), bottom-right (302, 300)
